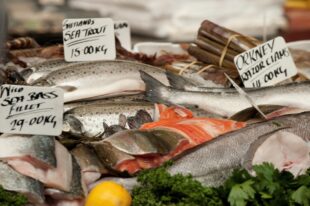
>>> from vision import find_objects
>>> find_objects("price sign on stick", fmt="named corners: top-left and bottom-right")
top-left (0, 85), bottom-right (63, 135)
top-left (114, 21), bottom-right (131, 50)
top-left (63, 18), bottom-right (116, 62)
top-left (234, 37), bottom-right (297, 88)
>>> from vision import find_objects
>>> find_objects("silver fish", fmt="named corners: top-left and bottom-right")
top-left (141, 71), bottom-right (310, 117)
top-left (95, 112), bottom-right (310, 189)
top-left (0, 162), bottom-right (45, 205)
top-left (20, 59), bottom-right (76, 84)
top-left (63, 102), bottom-right (155, 138)
top-left (35, 60), bottom-right (169, 103)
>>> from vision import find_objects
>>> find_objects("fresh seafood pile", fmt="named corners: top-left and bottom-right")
top-left (0, 20), bottom-right (310, 206)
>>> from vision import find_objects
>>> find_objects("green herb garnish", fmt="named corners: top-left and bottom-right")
top-left (132, 162), bottom-right (310, 206)
top-left (0, 186), bottom-right (28, 206)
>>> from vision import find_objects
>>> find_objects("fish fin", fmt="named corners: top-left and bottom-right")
top-left (127, 116), bottom-right (137, 129)
top-left (136, 110), bottom-right (153, 122)
top-left (166, 71), bottom-right (195, 90)
top-left (119, 114), bottom-right (127, 128)
top-left (63, 114), bottom-right (85, 136)
top-left (19, 68), bottom-right (33, 80)
top-left (139, 70), bottom-right (172, 105)
top-left (57, 85), bottom-right (77, 92)
top-left (224, 73), bottom-right (267, 120)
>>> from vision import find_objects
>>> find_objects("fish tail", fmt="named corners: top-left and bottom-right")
top-left (139, 70), bottom-right (172, 105)
top-left (166, 71), bottom-right (194, 90)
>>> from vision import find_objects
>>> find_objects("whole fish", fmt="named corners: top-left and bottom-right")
top-left (141, 71), bottom-right (310, 117)
top-left (20, 58), bottom-right (76, 84)
top-left (94, 112), bottom-right (310, 190)
top-left (63, 102), bottom-right (155, 138)
top-left (0, 162), bottom-right (45, 205)
top-left (35, 60), bottom-right (169, 103)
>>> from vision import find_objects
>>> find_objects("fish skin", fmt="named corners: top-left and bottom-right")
top-left (64, 94), bottom-right (147, 112)
top-left (20, 59), bottom-right (75, 84)
top-left (141, 70), bottom-right (310, 117)
top-left (35, 60), bottom-right (169, 103)
top-left (63, 102), bottom-right (155, 138)
top-left (0, 134), bottom-right (56, 169)
top-left (0, 162), bottom-right (45, 205)
top-left (168, 112), bottom-right (310, 186)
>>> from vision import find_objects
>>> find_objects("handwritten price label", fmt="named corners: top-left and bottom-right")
top-left (63, 18), bottom-right (116, 62)
top-left (114, 21), bottom-right (131, 50)
top-left (0, 85), bottom-right (63, 135)
top-left (234, 37), bottom-right (297, 88)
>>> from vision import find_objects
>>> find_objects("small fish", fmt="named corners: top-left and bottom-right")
top-left (34, 60), bottom-right (169, 102)
top-left (0, 162), bottom-right (45, 205)
top-left (63, 102), bottom-right (155, 138)
top-left (141, 71), bottom-right (310, 117)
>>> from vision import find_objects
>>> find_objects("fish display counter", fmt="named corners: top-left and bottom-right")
top-left (0, 17), bottom-right (310, 206)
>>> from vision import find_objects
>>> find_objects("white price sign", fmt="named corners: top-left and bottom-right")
top-left (0, 85), bottom-right (64, 136)
top-left (63, 18), bottom-right (116, 62)
top-left (234, 37), bottom-right (297, 88)
top-left (114, 21), bottom-right (131, 50)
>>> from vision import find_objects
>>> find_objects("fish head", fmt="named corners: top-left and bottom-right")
top-left (63, 114), bottom-right (85, 137)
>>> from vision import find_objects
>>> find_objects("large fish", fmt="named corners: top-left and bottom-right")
top-left (34, 60), bottom-right (169, 102)
top-left (20, 59), bottom-right (76, 84)
top-left (0, 162), bottom-right (45, 205)
top-left (167, 112), bottom-right (310, 186)
top-left (141, 71), bottom-right (310, 117)
top-left (92, 112), bottom-right (310, 190)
